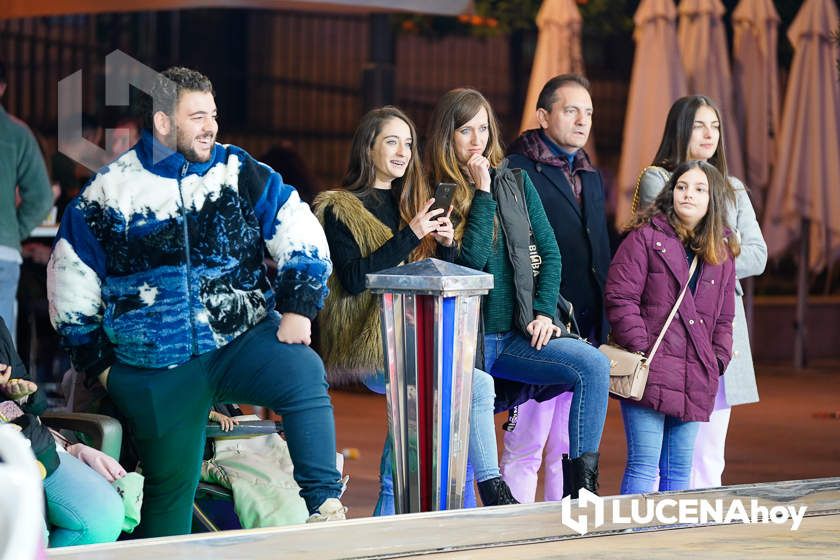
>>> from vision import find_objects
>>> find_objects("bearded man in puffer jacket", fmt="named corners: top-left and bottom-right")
top-left (47, 66), bottom-right (346, 536)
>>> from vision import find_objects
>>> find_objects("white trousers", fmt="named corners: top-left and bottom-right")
top-left (499, 393), bottom-right (573, 502)
top-left (690, 381), bottom-right (731, 489)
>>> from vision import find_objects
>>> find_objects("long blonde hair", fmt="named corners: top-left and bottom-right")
top-left (424, 88), bottom-right (504, 243)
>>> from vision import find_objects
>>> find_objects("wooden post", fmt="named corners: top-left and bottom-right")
top-left (362, 13), bottom-right (395, 113)
top-left (794, 217), bottom-right (809, 369)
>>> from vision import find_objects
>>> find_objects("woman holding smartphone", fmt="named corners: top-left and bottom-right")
top-left (314, 106), bottom-right (517, 514)
top-left (425, 89), bottom-right (610, 497)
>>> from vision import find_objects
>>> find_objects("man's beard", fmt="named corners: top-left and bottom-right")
top-left (177, 130), bottom-right (215, 162)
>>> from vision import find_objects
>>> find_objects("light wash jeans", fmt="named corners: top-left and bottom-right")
top-left (620, 400), bottom-right (701, 495)
top-left (43, 452), bottom-right (124, 547)
top-left (0, 258), bottom-right (20, 346)
top-left (364, 367), bottom-right (497, 515)
top-left (484, 331), bottom-right (610, 458)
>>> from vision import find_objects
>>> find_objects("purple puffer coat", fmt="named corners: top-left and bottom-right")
top-left (605, 214), bottom-right (736, 421)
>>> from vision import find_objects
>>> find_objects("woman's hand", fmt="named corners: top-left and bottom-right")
top-left (432, 208), bottom-right (455, 247)
top-left (209, 410), bottom-right (240, 432)
top-left (277, 312), bottom-right (312, 346)
top-left (409, 198), bottom-right (446, 239)
top-left (0, 363), bottom-right (37, 400)
top-left (466, 154), bottom-right (492, 192)
top-left (526, 315), bottom-right (558, 351)
top-left (1, 379), bottom-right (37, 401)
top-left (65, 443), bottom-right (127, 482)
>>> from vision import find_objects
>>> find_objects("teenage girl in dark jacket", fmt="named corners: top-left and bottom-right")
top-left (607, 160), bottom-right (737, 494)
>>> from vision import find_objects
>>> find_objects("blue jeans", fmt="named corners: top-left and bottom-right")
top-left (364, 368), bottom-right (497, 515)
top-left (43, 452), bottom-right (124, 547)
top-left (620, 401), bottom-right (701, 494)
top-left (484, 331), bottom-right (610, 458)
top-left (0, 258), bottom-right (20, 346)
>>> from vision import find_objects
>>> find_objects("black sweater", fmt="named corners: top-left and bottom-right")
top-left (322, 188), bottom-right (456, 295)
top-left (323, 189), bottom-right (421, 295)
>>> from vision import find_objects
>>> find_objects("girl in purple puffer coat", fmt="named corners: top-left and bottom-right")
top-left (606, 160), bottom-right (738, 494)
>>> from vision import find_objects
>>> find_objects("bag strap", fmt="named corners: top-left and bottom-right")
top-left (630, 166), bottom-right (655, 216)
top-left (646, 256), bottom-right (698, 363)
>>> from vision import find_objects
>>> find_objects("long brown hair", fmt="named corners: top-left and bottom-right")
top-left (341, 106), bottom-right (435, 260)
top-left (631, 160), bottom-right (739, 265)
top-left (424, 88), bottom-right (505, 243)
top-left (652, 95), bottom-right (730, 180)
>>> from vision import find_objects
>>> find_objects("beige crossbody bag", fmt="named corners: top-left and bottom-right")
top-left (600, 256), bottom-right (698, 400)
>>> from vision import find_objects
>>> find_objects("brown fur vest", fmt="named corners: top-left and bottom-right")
top-left (313, 190), bottom-right (394, 385)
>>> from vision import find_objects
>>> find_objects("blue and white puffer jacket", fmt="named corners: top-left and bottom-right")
top-left (47, 130), bottom-right (331, 378)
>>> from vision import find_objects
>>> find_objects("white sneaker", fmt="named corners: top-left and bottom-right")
top-left (306, 498), bottom-right (347, 523)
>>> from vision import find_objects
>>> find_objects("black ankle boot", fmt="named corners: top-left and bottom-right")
top-left (561, 452), bottom-right (600, 499)
top-left (562, 454), bottom-right (574, 498)
top-left (477, 477), bottom-right (519, 506)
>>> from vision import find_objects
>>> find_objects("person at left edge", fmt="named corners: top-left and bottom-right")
top-left (0, 58), bottom-right (53, 343)
top-left (47, 66), bottom-right (346, 537)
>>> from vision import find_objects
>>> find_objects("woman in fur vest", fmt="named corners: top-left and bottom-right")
top-left (607, 160), bottom-right (738, 494)
top-left (313, 106), bottom-right (516, 514)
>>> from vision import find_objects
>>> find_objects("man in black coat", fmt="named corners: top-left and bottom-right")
top-left (507, 74), bottom-right (611, 345)
top-left (501, 74), bottom-right (612, 502)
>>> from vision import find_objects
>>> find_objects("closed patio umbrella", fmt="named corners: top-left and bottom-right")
top-left (732, 0), bottom-right (781, 213)
top-left (731, 0), bottom-right (781, 333)
top-left (763, 0), bottom-right (840, 367)
top-left (678, 0), bottom-right (745, 182)
top-left (519, 0), bottom-right (595, 160)
top-left (615, 0), bottom-right (687, 226)
top-left (519, 0), bottom-right (585, 132)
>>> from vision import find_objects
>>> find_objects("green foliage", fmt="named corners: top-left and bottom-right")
top-left (394, 8), bottom-right (510, 37)
top-left (472, 0), bottom-right (542, 33)
top-left (393, 0), bottom-right (542, 38)
top-left (394, 0), bottom-right (635, 39)
top-left (577, 0), bottom-right (635, 37)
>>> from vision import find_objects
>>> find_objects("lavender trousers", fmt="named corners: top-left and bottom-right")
top-left (499, 392), bottom-right (573, 502)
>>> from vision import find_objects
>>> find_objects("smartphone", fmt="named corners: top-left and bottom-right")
top-left (430, 182), bottom-right (456, 214)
